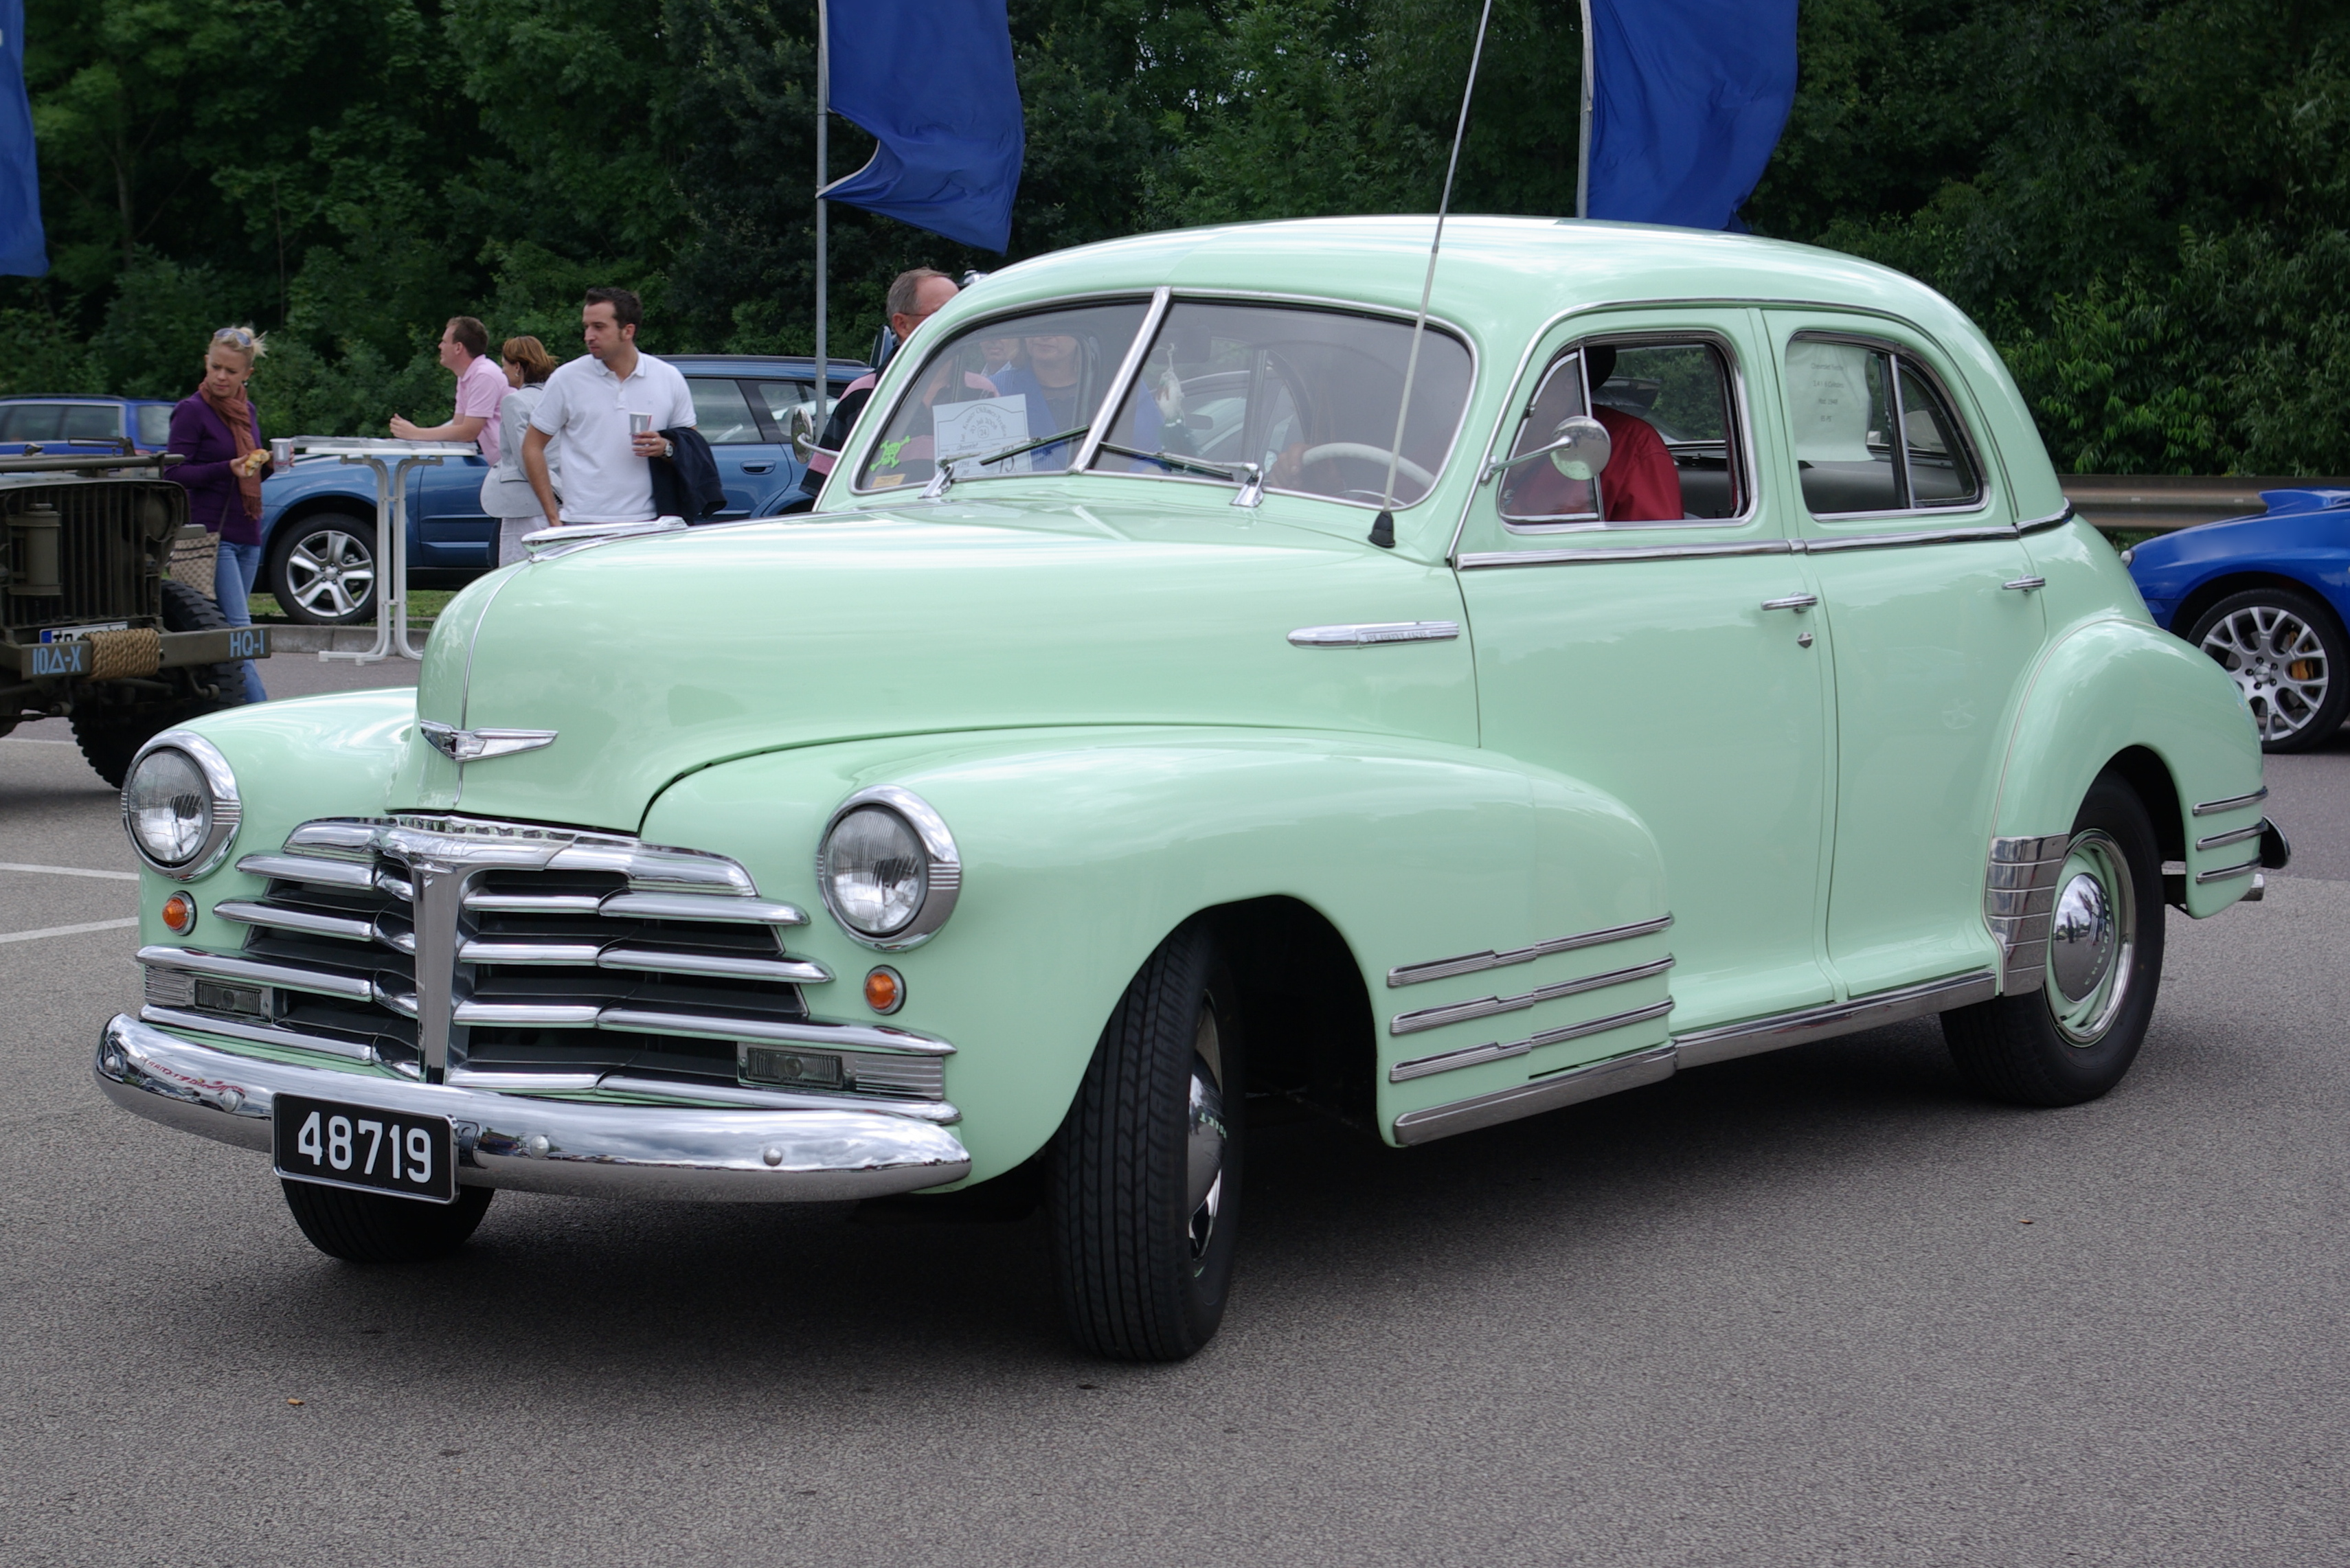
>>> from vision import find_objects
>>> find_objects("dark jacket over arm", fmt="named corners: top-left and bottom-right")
top-left (650, 426), bottom-right (727, 521)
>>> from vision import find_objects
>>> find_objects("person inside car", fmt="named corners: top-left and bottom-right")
top-left (1583, 345), bottom-right (1682, 522)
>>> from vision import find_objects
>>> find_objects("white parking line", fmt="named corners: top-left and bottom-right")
top-left (0, 918), bottom-right (141, 945)
top-left (0, 862), bottom-right (140, 881)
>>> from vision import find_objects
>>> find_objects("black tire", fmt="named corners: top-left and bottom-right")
top-left (1048, 922), bottom-right (1245, 1361)
top-left (69, 580), bottom-right (251, 787)
top-left (280, 1179), bottom-right (494, 1264)
top-left (2184, 587), bottom-right (2350, 753)
top-left (266, 510), bottom-right (379, 625)
top-left (1942, 772), bottom-right (2165, 1106)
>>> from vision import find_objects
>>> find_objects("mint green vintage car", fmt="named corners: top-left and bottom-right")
top-left (100, 218), bottom-right (2283, 1361)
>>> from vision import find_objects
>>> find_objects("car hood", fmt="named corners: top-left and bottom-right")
top-left (2128, 490), bottom-right (2350, 584)
top-left (397, 498), bottom-right (1476, 832)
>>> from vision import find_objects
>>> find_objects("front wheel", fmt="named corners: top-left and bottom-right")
top-left (267, 512), bottom-right (379, 624)
top-left (1942, 772), bottom-right (2165, 1106)
top-left (281, 1179), bottom-right (494, 1264)
top-left (1048, 922), bottom-right (1244, 1361)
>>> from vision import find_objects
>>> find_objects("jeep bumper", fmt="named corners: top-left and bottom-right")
top-left (95, 1014), bottom-right (971, 1202)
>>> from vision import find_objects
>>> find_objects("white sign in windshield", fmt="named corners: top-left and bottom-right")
top-left (933, 396), bottom-right (1033, 473)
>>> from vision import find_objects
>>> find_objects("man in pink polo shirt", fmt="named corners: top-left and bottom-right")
top-left (389, 315), bottom-right (508, 464)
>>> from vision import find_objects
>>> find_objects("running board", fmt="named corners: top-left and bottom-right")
top-left (1389, 970), bottom-right (1997, 1146)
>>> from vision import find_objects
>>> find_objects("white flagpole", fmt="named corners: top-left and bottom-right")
top-left (1576, 0), bottom-right (1594, 218)
top-left (1373, 0), bottom-right (1495, 543)
top-left (815, 0), bottom-right (830, 427)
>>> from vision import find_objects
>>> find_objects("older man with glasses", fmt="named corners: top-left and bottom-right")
top-left (789, 267), bottom-right (963, 510)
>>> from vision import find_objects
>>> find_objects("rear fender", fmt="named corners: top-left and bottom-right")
top-left (644, 727), bottom-right (1670, 1174)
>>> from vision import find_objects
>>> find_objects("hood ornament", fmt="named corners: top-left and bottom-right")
top-left (417, 720), bottom-right (558, 762)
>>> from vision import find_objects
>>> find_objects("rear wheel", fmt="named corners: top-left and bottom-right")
top-left (267, 511), bottom-right (378, 624)
top-left (2186, 587), bottom-right (2349, 752)
top-left (69, 579), bottom-right (251, 787)
top-left (1048, 922), bottom-right (1244, 1361)
top-left (1942, 773), bottom-right (2165, 1106)
top-left (280, 1179), bottom-right (494, 1264)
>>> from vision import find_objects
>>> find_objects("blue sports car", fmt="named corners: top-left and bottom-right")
top-left (2125, 485), bottom-right (2350, 751)
top-left (256, 355), bottom-right (865, 623)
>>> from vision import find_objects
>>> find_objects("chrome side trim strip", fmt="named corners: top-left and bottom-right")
top-left (1389, 997), bottom-right (1677, 1082)
top-left (1672, 970), bottom-right (1998, 1069)
top-left (1458, 540), bottom-right (1790, 569)
top-left (1983, 834), bottom-right (2069, 992)
top-left (2195, 821), bottom-right (2266, 852)
top-left (1800, 523), bottom-right (2018, 552)
top-left (2195, 859), bottom-right (2259, 885)
top-left (1288, 620), bottom-right (1461, 648)
top-left (1388, 913), bottom-right (1673, 987)
top-left (2193, 787), bottom-right (2268, 817)
top-left (1392, 1038), bottom-right (1677, 1146)
top-left (1389, 956), bottom-right (1674, 1036)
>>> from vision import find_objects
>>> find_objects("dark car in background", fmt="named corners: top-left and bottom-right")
top-left (254, 356), bottom-right (866, 624)
top-left (2126, 485), bottom-right (2350, 752)
top-left (0, 396), bottom-right (177, 457)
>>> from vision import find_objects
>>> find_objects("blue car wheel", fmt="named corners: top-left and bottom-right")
top-left (2185, 587), bottom-right (2349, 752)
top-left (267, 511), bottom-right (379, 625)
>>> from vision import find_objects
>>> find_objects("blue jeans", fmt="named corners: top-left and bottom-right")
top-left (212, 539), bottom-right (269, 704)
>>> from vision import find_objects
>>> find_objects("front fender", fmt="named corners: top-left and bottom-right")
top-left (643, 727), bottom-right (1671, 1174)
top-left (1993, 617), bottom-right (2264, 918)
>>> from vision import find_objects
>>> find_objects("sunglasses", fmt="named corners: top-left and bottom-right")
top-left (212, 328), bottom-right (256, 348)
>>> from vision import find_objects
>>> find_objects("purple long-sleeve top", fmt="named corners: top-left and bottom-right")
top-left (169, 394), bottom-right (264, 545)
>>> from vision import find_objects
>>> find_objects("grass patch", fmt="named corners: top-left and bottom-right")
top-left (249, 589), bottom-right (456, 623)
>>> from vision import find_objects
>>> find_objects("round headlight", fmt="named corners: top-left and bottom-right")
top-left (817, 786), bottom-right (961, 949)
top-left (122, 732), bottom-right (241, 879)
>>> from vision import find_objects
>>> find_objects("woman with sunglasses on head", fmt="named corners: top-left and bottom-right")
top-left (168, 326), bottom-right (273, 702)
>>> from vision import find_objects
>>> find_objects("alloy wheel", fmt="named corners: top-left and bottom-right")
top-left (284, 527), bottom-right (377, 620)
top-left (2200, 602), bottom-right (2331, 743)
top-left (2044, 828), bottom-right (2138, 1047)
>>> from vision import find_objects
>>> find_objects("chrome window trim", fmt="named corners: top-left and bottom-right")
top-left (2192, 786), bottom-right (2268, 817)
top-left (817, 784), bottom-right (963, 951)
top-left (122, 729), bottom-right (242, 880)
top-left (1388, 913), bottom-right (1673, 986)
top-left (1071, 295), bottom-right (1482, 514)
top-left (1800, 523), bottom-right (2018, 552)
top-left (1497, 328), bottom-right (1759, 535)
top-left (1070, 286), bottom-right (1173, 473)
top-left (2017, 503), bottom-right (2075, 535)
top-left (1388, 955), bottom-right (1675, 1037)
top-left (1458, 539), bottom-right (1794, 569)
top-left (1779, 327), bottom-right (1992, 522)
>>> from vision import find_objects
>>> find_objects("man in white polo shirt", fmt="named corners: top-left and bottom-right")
top-left (520, 286), bottom-right (695, 527)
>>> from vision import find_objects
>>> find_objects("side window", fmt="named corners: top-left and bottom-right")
top-left (0, 402), bottom-right (63, 440)
top-left (61, 404), bottom-right (119, 441)
top-left (749, 379), bottom-right (815, 434)
top-left (688, 378), bottom-right (762, 445)
top-left (136, 405), bottom-right (172, 448)
top-left (1500, 338), bottom-right (1745, 527)
top-left (1785, 335), bottom-right (1982, 516)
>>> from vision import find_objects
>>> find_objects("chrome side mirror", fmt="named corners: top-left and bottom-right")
top-left (789, 405), bottom-right (818, 463)
top-left (1545, 415), bottom-right (1612, 481)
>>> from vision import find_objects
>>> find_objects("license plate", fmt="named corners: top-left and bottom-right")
top-left (273, 1093), bottom-right (455, 1203)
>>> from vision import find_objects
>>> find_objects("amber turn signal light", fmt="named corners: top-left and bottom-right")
top-left (863, 965), bottom-right (905, 1014)
top-left (161, 892), bottom-right (197, 934)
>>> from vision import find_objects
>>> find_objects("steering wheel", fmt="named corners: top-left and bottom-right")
top-left (1296, 442), bottom-right (1436, 491)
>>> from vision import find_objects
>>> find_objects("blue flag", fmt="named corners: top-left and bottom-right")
top-left (1, 0), bottom-right (45, 275)
top-left (822, 0), bottom-right (1024, 253)
top-left (1584, 0), bottom-right (1798, 231)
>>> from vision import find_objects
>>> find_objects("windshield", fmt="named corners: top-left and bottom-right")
top-left (1092, 302), bottom-right (1472, 507)
top-left (855, 300), bottom-right (1151, 492)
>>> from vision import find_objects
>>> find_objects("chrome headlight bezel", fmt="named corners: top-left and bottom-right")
top-left (120, 730), bottom-right (242, 880)
top-left (815, 785), bottom-right (962, 951)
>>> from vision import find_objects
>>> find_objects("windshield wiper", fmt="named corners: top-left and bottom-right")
top-left (1092, 442), bottom-right (1265, 508)
top-left (920, 424), bottom-right (1093, 500)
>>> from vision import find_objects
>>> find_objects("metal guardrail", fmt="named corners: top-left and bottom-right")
top-left (2061, 475), bottom-right (2350, 533)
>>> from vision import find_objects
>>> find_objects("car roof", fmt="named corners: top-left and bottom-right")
top-left (664, 355), bottom-right (870, 378)
top-left (0, 394), bottom-right (172, 405)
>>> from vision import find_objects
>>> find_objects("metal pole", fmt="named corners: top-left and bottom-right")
top-left (815, 0), bottom-right (829, 427)
top-left (1576, 0), bottom-right (1595, 219)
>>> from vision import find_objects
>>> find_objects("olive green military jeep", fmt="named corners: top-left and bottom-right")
top-left (1, 451), bottom-right (271, 784)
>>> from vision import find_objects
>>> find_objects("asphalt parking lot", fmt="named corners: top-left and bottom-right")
top-left (5, 655), bottom-right (2349, 1567)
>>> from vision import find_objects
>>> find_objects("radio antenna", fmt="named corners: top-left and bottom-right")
top-left (1372, 0), bottom-right (1495, 549)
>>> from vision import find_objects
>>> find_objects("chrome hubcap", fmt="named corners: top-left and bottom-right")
top-left (2044, 829), bottom-right (2136, 1046)
top-left (1186, 1003), bottom-right (1226, 1270)
top-left (284, 529), bottom-right (376, 618)
top-left (2201, 604), bottom-right (2329, 742)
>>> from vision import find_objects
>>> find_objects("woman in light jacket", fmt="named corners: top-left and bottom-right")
top-left (480, 336), bottom-right (561, 565)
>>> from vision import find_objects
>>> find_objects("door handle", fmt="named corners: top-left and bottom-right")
top-left (741, 462), bottom-right (776, 474)
top-left (1761, 594), bottom-right (1818, 613)
top-left (2002, 576), bottom-right (2046, 593)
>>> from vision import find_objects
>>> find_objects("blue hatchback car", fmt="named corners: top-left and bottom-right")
top-left (256, 355), bottom-right (866, 624)
top-left (2126, 486), bottom-right (2350, 751)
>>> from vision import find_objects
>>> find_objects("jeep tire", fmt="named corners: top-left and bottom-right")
top-left (1048, 922), bottom-right (1245, 1361)
top-left (69, 579), bottom-right (253, 788)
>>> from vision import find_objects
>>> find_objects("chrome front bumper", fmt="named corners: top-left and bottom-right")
top-left (95, 1014), bottom-right (971, 1202)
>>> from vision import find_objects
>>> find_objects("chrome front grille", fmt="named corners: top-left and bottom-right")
top-left (139, 814), bottom-right (953, 1113)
